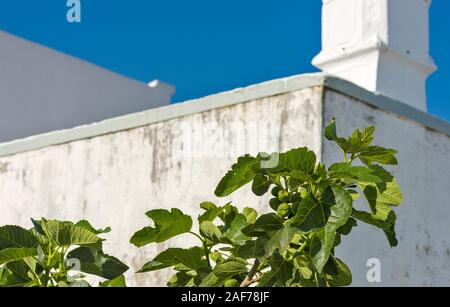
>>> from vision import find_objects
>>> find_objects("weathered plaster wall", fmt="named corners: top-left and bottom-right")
top-left (323, 90), bottom-right (450, 286)
top-left (0, 87), bottom-right (323, 286)
top-left (1, 72), bottom-right (449, 286)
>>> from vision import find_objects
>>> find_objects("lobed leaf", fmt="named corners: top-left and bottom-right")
top-left (221, 214), bottom-right (250, 244)
top-left (75, 220), bottom-right (111, 235)
top-left (67, 246), bottom-right (129, 280)
top-left (325, 257), bottom-right (352, 287)
top-left (42, 220), bottom-right (102, 247)
top-left (242, 213), bottom-right (283, 237)
top-left (266, 148), bottom-right (316, 175)
top-left (258, 253), bottom-right (294, 287)
top-left (291, 196), bottom-right (329, 232)
top-left (130, 208), bottom-right (193, 247)
top-left (352, 209), bottom-right (398, 247)
top-left (198, 202), bottom-right (224, 223)
top-left (137, 247), bottom-right (206, 273)
top-left (0, 248), bottom-right (37, 265)
top-left (251, 174), bottom-right (271, 196)
top-left (0, 226), bottom-right (38, 251)
top-left (200, 221), bottom-right (222, 242)
top-left (359, 146), bottom-right (398, 165)
top-left (310, 185), bottom-right (353, 273)
top-left (215, 155), bottom-right (260, 197)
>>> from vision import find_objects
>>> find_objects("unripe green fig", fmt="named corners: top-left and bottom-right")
top-left (269, 198), bottom-right (280, 211)
top-left (277, 203), bottom-right (291, 218)
top-left (277, 190), bottom-right (290, 203)
top-left (209, 252), bottom-right (221, 263)
top-left (300, 190), bottom-right (309, 199)
top-left (271, 186), bottom-right (281, 197)
top-left (224, 279), bottom-right (240, 287)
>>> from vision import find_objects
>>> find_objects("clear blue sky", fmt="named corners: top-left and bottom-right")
top-left (0, 1), bottom-right (449, 120)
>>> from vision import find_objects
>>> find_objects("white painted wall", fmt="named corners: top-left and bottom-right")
top-left (0, 85), bottom-right (324, 286)
top-left (0, 31), bottom-right (174, 142)
top-left (323, 90), bottom-right (450, 286)
top-left (0, 75), bottom-right (449, 286)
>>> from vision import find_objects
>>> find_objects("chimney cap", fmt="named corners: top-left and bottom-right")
top-left (312, 0), bottom-right (436, 111)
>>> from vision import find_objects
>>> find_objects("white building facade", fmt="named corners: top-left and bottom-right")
top-left (0, 0), bottom-right (449, 286)
top-left (0, 31), bottom-right (174, 142)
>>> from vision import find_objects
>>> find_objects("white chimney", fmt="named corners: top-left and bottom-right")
top-left (312, 0), bottom-right (436, 111)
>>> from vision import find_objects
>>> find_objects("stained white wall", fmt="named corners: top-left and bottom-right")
top-left (0, 31), bottom-right (174, 142)
top-left (323, 90), bottom-right (450, 286)
top-left (0, 75), bottom-right (449, 286)
top-left (0, 87), bottom-right (323, 286)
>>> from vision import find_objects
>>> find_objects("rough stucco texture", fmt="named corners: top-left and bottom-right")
top-left (323, 89), bottom-right (450, 286)
top-left (0, 87), bottom-right (323, 286)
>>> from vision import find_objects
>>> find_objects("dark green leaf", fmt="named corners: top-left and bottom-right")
top-left (0, 248), bottom-right (37, 265)
top-left (251, 174), bottom-right (271, 196)
top-left (0, 226), bottom-right (38, 251)
top-left (309, 229), bottom-right (336, 274)
top-left (242, 214), bottom-right (283, 237)
top-left (326, 257), bottom-right (352, 287)
top-left (258, 253), bottom-right (293, 287)
top-left (322, 185), bottom-right (353, 232)
top-left (130, 208), bottom-right (193, 247)
top-left (292, 196), bottom-right (329, 232)
top-left (336, 217), bottom-right (357, 235)
top-left (235, 238), bottom-right (267, 259)
top-left (323, 257), bottom-right (339, 276)
top-left (310, 185), bottom-right (353, 273)
top-left (219, 203), bottom-right (239, 225)
top-left (3, 261), bottom-right (32, 287)
top-left (129, 227), bottom-right (158, 248)
top-left (352, 209), bottom-right (398, 247)
top-left (263, 225), bottom-right (295, 257)
top-left (31, 218), bottom-right (46, 236)
top-left (324, 119), bottom-right (338, 141)
top-left (67, 247), bottom-right (129, 280)
top-left (137, 247), bottom-right (206, 273)
top-left (222, 214), bottom-right (250, 244)
top-left (215, 155), bottom-right (259, 197)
